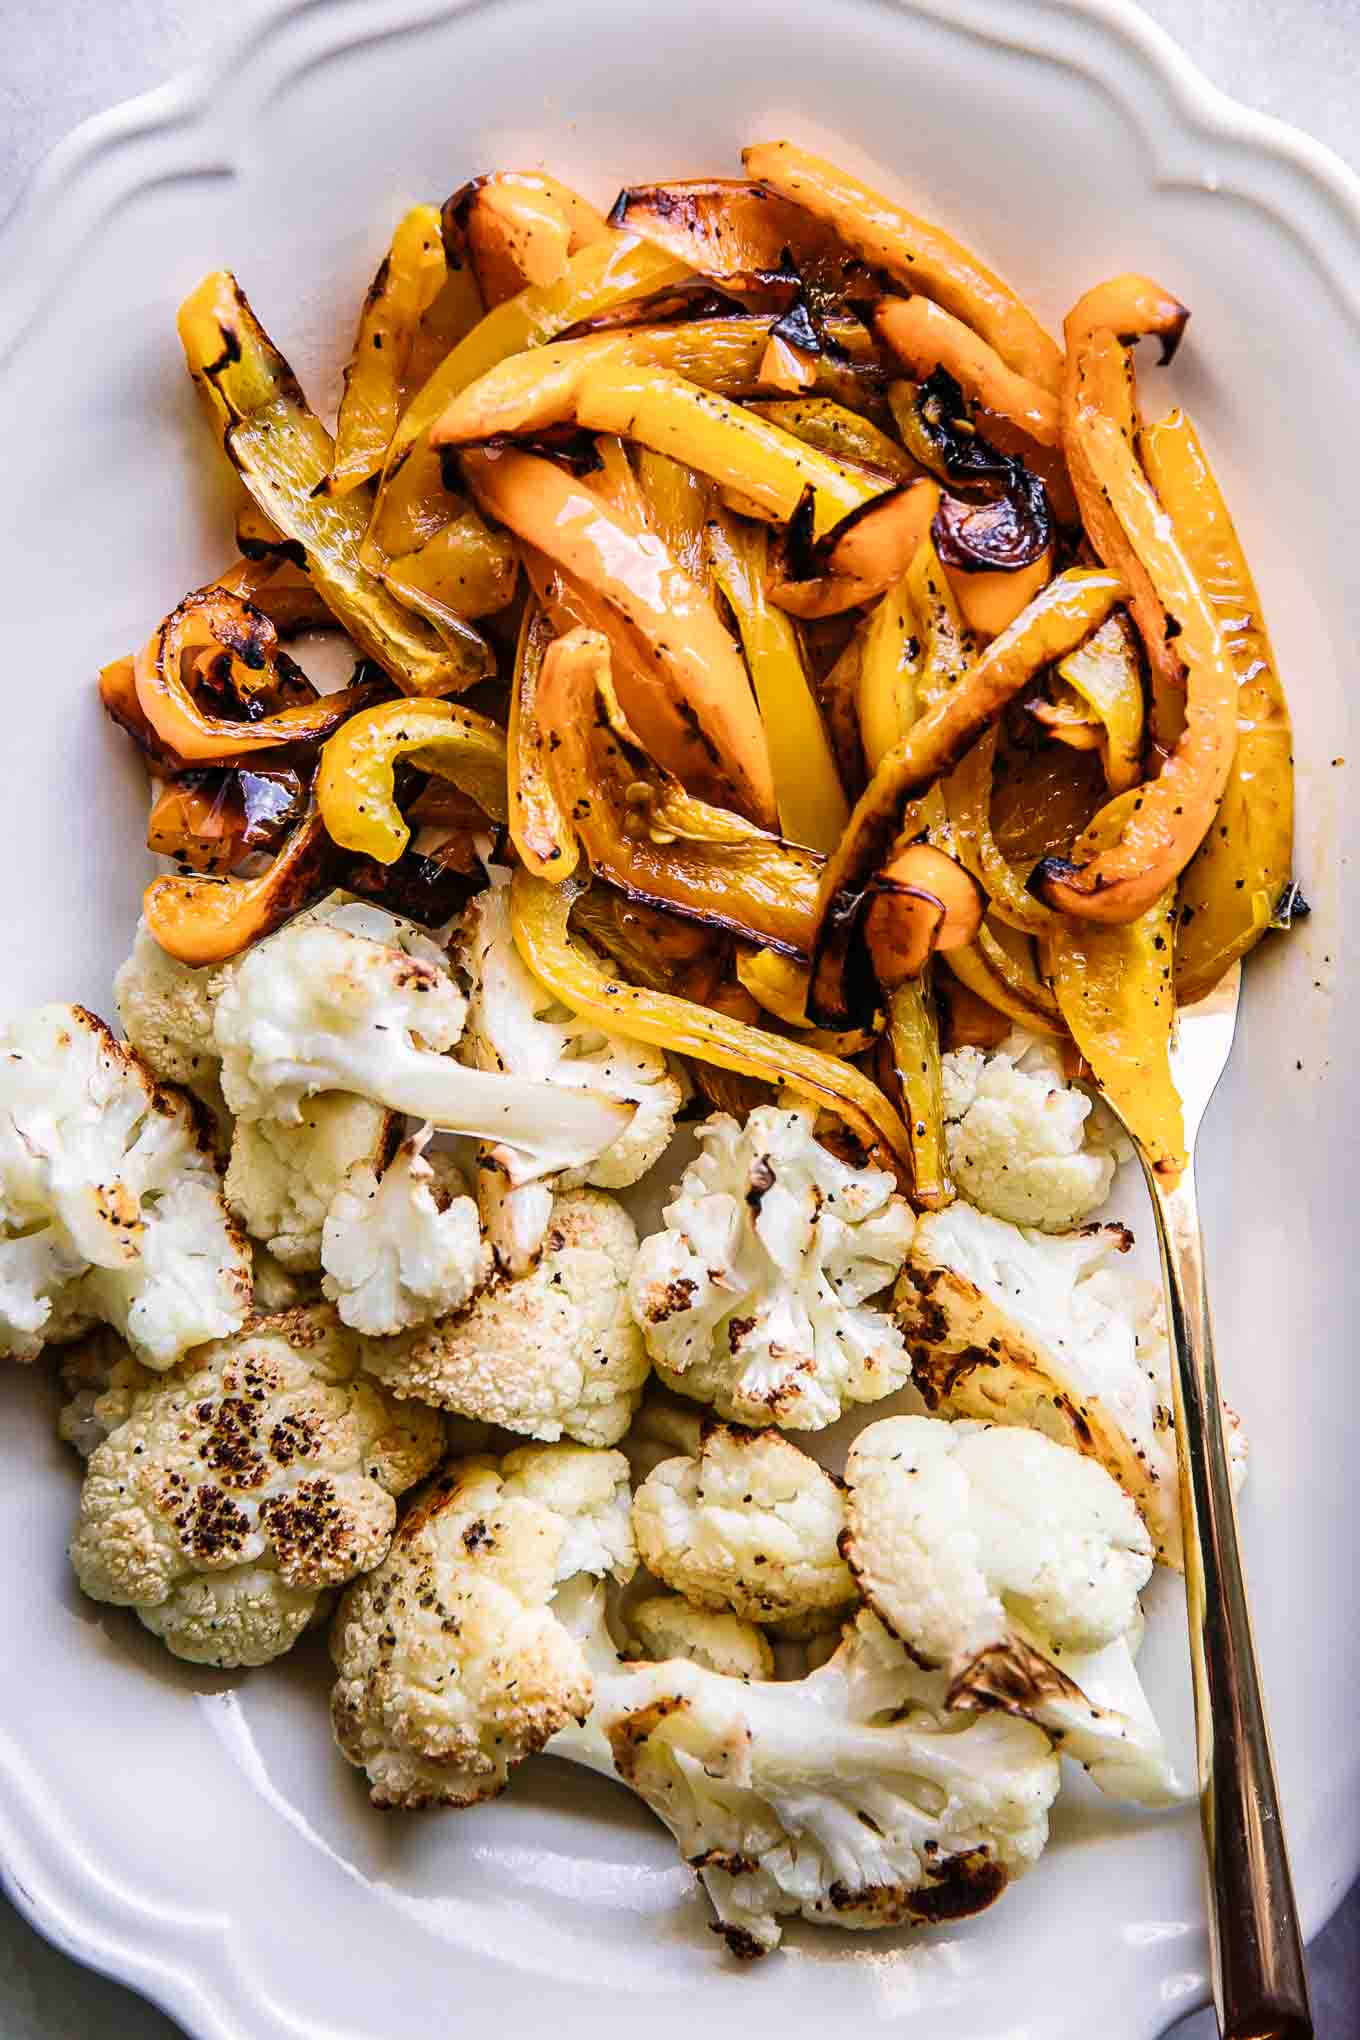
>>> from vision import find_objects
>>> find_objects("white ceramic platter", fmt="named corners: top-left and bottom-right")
top-left (2, 1), bottom-right (1357, 2033)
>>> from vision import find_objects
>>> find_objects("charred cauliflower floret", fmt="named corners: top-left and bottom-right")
top-left (68, 1307), bottom-right (443, 1666)
top-left (114, 920), bottom-right (221, 1093)
top-left (626, 1594), bottom-right (774, 1680)
top-left (940, 1035), bottom-right (1115, 1230)
top-left (226, 1093), bottom-right (397, 1273)
top-left (632, 1422), bottom-right (853, 1625)
top-left (330, 1442), bottom-right (635, 1808)
top-left (359, 1189), bottom-right (648, 1447)
top-left (321, 1130), bottom-right (488, 1335)
top-left (844, 1416), bottom-right (1182, 1806)
top-left (629, 1105), bottom-right (914, 1430)
top-left (0, 1005), bottom-right (250, 1366)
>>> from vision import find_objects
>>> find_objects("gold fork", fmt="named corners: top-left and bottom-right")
top-left (1100, 961), bottom-right (1312, 2038)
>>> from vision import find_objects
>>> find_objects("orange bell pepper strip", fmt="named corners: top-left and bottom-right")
top-left (874, 296), bottom-right (1060, 446)
top-left (144, 810), bottom-right (332, 966)
top-left (447, 172), bottom-right (611, 306)
top-left (508, 600), bottom-right (578, 881)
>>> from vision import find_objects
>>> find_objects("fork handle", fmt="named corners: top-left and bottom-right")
top-left (1143, 1159), bottom-right (1312, 2039)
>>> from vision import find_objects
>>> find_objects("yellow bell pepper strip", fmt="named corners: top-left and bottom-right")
top-left (1053, 608), bottom-right (1145, 791)
top-left (401, 260), bottom-right (484, 398)
top-left (944, 724), bottom-right (1056, 935)
top-left (857, 532), bottom-right (976, 773)
top-left (705, 511), bottom-right (849, 854)
top-left (815, 634), bottom-right (869, 798)
top-left (1028, 682), bottom-right (1104, 752)
top-left (144, 809), bottom-right (333, 966)
top-left (882, 974), bottom-right (953, 1209)
top-left (607, 178), bottom-right (854, 298)
top-left (447, 172), bottom-right (610, 307)
top-left (942, 548), bottom-right (1053, 641)
top-left (508, 601), bottom-right (578, 880)
top-left (1037, 331), bottom-right (1238, 923)
top-left (591, 433), bottom-right (651, 524)
top-left (743, 142), bottom-right (1063, 395)
top-left (463, 447), bottom-right (777, 828)
top-left (976, 914), bottom-right (1063, 1020)
top-left (133, 586), bottom-right (383, 765)
top-left (535, 628), bottom-right (822, 955)
top-left (941, 942), bottom-right (1066, 1040)
top-left (758, 334), bottom-right (818, 392)
top-left (807, 568), bottom-right (1126, 1025)
top-left (1060, 275), bottom-right (1189, 727)
top-left (435, 352), bottom-right (885, 540)
top-left (1138, 410), bottom-right (1294, 1003)
top-left (178, 271), bottom-right (487, 696)
top-left (735, 946), bottom-right (816, 1026)
top-left (874, 296), bottom-right (1061, 446)
top-left (315, 696), bottom-right (508, 865)
top-left (381, 509), bottom-right (520, 623)
top-left (633, 448), bottom-right (710, 579)
top-left (766, 479), bottom-right (940, 621)
top-left (323, 206), bottom-right (447, 497)
top-left (746, 398), bottom-right (919, 482)
top-left (510, 869), bottom-right (915, 1185)
top-left (1049, 793), bottom-right (1185, 1178)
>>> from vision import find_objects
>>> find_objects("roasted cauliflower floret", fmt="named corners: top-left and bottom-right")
top-left (226, 1093), bottom-right (397, 1272)
top-left (548, 1602), bottom-right (1060, 1956)
top-left (360, 1189), bottom-right (649, 1447)
top-left (629, 1105), bottom-right (913, 1430)
top-left (627, 1594), bottom-right (773, 1680)
top-left (941, 1035), bottom-right (1115, 1230)
top-left (456, 880), bottom-right (682, 1267)
top-left (617, 1387), bottom-right (704, 1486)
top-left (844, 1415), bottom-right (1183, 1806)
top-left (330, 1442), bottom-right (635, 1808)
top-left (56, 1328), bottom-right (155, 1458)
top-left (897, 1201), bottom-right (1245, 1566)
top-left (68, 1307), bottom-right (443, 1666)
top-left (114, 920), bottom-right (221, 1092)
top-left (321, 1130), bottom-right (488, 1335)
top-left (0, 1004), bottom-right (250, 1366)
top-left (632, 1422), bottom-right (853, 1625)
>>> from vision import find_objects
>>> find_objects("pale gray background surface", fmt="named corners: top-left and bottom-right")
top-left (1, 1), bottom-right (1355, 2033)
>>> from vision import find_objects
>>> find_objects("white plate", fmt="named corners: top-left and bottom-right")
top-left (1, 1), bottom-right (1357, 2033)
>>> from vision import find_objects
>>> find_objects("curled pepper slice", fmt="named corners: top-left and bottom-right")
top-left (945, 724), bottom-right (1056, 934)
top-left (324, 206), bottom-right (448, 497)
top-left (743, 142), bottom-right (1063, 394)
top-left (1139, 411), bottom-right (1294, 1003)
top-left (464, 448), bottom-right (776, 827)
top-left (316, 696), bottom-right (508, 864)
top-left (874, 296), bottom-right (1060, 447)
top-left (144, 810), bottom-right (332, 966)
top-left (808, 568), bottom-right (1126, 1024)
top-left (535, 628), bottom-right (822, 955)
top-left (133, 586), bottom-right (383, 765)
top-left (510, 869), bottom-right (915, 1185)
top-left (1037, 331), bottom-right (1238, 923)
top-left (1052, 609), bottom-right (1145, 792)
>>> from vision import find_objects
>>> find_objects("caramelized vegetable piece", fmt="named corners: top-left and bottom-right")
top-left (177, 271), bottom-right (487, 696)
top-left (1053, 609), bottom-right (1145, 792)
top-left (744, 142), bottom-right (1062, 394)
top-left (315, 696), bottom-right (508, 864)
top-left (381, 508), bottom-right (520, 623)
top-left (882, 975), bottom-right (953, 1209)
top-left (1049, 794), bottom-right (1185, 1178)
top-left (854, 533), bottom-right (972, 773)
top-left (1060, 276), bottom-right (1189, 724)
top-left (608, 179), bottom-right (853, 298)
top-left (705, 512), bottom-right (849, 854)
top-left (133, 586), bottom-right (380, 764)
top-left (324, 206), bottom-right (447, 497)
top-left (535, 628), bottom-right (821, 955)
top-left (464, 448), bottom-right (776, 827)
top-left (941, 547), bottom-right (1053, 642)
top-left (808, 569), bottom-right (1125, 1023)
top-left (147, 766), bottom-right (307, 874)
top-left (1038, 331), bottom-right (1237, 923)
top-left (144, 811), bottom-right (332, 966)
top-left (508, 601), bottom-right (577, 879)
top-left (1139, 412), bottom-right (1294, 1002)
top-left (874, 297), bottom-right (1060, 446)
top-left (940, 941), bottom-right (1065, 1041)
top-left (213, 557), bottom-right (335, 638)
top-left (448, 172), bottom-right (610, 307)
top-left (510, 871), bottom-right (915, 1184)
top-left (864, 844), bottom-right (984, 987)
top-left (100, 654), bottom-right (186, 773)
top-left (633, 448), bottom-right (710, 577)
top-left (976, 914), bottom-right (1062, 1020)
top-left (945, 724), bottom-right (1055, 934)
top-left (747, 398), bottom-right (919, 482)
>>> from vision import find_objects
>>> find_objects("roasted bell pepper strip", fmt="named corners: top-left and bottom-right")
top-left (1060, 275), bottom-right (1188, 728)
top-left (133, 587), bottom-right (381, 764)
top-left (875, 296), bottom-right (1060, 446)
top-left (511, 869), bottom-right (915, 1184)
top-left (807, 568), bottom-right (1126, 1025)
top-left (591, 434), bottom-right (651, 524)
top-left (608, 178), bottom-right (853, 298)
top-left (735, 946), bottom-right (816, 1025)
top-left (324, 206), bottom-right (447, 497)
top-left (381, 509), bottom-right (520, 623)
top-left (1053, 608), bottom-right (1144, 792)
top-left (743, 142), bottom-right (1063, 395)
top-left (147, 765), bottom-right (307, 875)
top-left (882, 975), bottom-right (953, 1209)
top-left (100, 654), bottom-right (188, 773)
top-left (464, 447), bottom-right (776, 828)
top-left (1029, 683), bottom-right (1104, 751)
top-left (1049, 792), bottom-right (1185, 1177)
top-left (1138, 410), bottom-right (1294, 1002)
top-left (212, 556), bottom-right (335, 637)
top-left (767, 479), bottom-right (940, 620)
top-left (178, 271), bottom-right (487, 696)
top-left (941, 941), bottom-right (1065, 1040)
top-left (856, 533), bottom-right (975, 772)
top-left (436, 353), bottom-right (884, 539)
top-left (945, 723), bottom-right (1056, 934)
top-left (401, 260), bottom-right (485, 398)
top-left (315, 696), bottom-right (508, 864)
top-left (747, 398), bottom-right (919, 482)
top-left (535, 628), bottom-right (821, 955)
top-left (633, 448), bottom-right (710, 579)
top-left (1037, 332), bottom-right (1237, 923)
top-left (864, 843), bottom-right (984, 986)
top-left (942, 548), bottom-right (1053, 641)
top-left (705, 511), bottom-right (849, 854)
top-left (976, 914), bottom-right (1062, 1019)
top-left (508, 601), bottom-right (578, 880)
top-left (448, 172), bottom-right (611, 307)
top-left (144, 810), bottom-right (332, 966)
